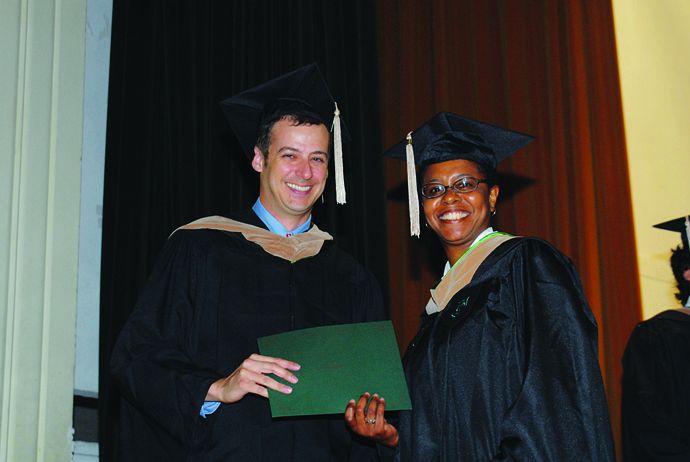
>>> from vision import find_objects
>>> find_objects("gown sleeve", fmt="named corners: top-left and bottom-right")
top-left (496, 240), bottom-right (614, 461)
top-left (110, 230), bottom-right (220, 445)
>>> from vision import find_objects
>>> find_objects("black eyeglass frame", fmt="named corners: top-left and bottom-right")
top-left (420, 176), bottom-right (489, 199)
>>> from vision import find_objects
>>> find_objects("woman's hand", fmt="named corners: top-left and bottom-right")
top-left (344, 392), bottom-right (399, 447)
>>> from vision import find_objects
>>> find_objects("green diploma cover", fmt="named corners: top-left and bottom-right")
top-left (258, 320), bottom-right (412, 417)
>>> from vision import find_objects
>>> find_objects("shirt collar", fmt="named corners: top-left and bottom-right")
top-left (252, 198), bottom-right (311, 237)
top-left (443, 227), bottom-right (495, 276)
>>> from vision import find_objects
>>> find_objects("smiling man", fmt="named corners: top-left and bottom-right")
top-left (110, 64), bottom-right (386, 461)
top-left (252, 118), bottom-right (330, 230)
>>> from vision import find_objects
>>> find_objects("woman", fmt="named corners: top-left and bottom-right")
top-left (345, 112), bottom-right (614, 460)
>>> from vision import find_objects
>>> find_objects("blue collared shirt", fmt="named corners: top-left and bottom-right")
top-left (200, 199), bottom-right (312, 418)
top-left (251, 198), bottom-right (312, 236)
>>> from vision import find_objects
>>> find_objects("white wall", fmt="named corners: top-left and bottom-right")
top-left (75, 0), bottom-right (112, 400)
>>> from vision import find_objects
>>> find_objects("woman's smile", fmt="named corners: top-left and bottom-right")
top-left (422, 159), bottom-right (498, 264)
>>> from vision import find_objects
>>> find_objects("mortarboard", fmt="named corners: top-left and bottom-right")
top-left (385, 112), bottom-right (534, 236)
top-left (654, 215), bottom-right (690, 252)
top-left (220, 64), bottom-right (350, 204)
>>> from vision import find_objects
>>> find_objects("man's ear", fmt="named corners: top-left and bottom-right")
top-left (683, 267), bottom-right (690, 282)
top-left (252, 147), bottom-right (265, 173)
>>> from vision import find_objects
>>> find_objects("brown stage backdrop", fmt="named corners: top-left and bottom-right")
top-left (378, 1), bottom-right (641, 457)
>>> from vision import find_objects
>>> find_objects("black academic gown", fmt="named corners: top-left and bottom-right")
top-left (396, 237), bottom-right (614, 461)
top-left (621, 309), bottom-right (690, 461)
top-left (110, 210), bottom-right (385, 461)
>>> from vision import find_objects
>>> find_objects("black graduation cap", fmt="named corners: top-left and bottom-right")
top-left (654, 215), bottom-right (690, 251)
top-left (384, 111), bottom-right (534, 236)
top-left (385, 112), bottom-right (534, 170)
top-left (220, 63), bottom-right (349, 204)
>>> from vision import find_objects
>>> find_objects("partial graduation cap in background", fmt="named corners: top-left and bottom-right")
top-left (654, 215), bottom-right (690, 253)
top-left (220, 63), bottom-right (350, 204)
top-left (384, 111), bottom-right (534, 237)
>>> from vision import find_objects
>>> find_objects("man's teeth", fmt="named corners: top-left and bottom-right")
top-left (440, 211), bottom-right (469, 220)
top-left (287, 182), bottom-right (310, 192)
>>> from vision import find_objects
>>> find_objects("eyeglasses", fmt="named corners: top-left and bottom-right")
top-left (420, 176), bottom-right (488, 199)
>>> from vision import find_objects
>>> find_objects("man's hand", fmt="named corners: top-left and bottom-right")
top-left (206, 353), bottom-right (300, 403)
top-left (344, 392), bottom-right (399, 448)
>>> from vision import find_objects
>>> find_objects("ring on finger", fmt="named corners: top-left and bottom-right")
top-left (364, 417), bottom-right (377, 424)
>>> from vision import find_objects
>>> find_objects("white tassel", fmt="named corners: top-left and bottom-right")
top-left (332, 102), bottom-right (346, 204)
top-left (685, 216), bottom-right (690, 250)
top-left (406, 132), bottom-right (420, 237)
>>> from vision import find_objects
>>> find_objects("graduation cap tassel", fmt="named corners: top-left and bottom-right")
top-left (406, 132), bottom-right (420, 237)
top-left (332, 102), bottom-right (346, 204)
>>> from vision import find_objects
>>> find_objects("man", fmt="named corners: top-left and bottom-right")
top-left (110, 64), bottom-right (386, 461)
top-left (622, 215), bottom-right (690, 461)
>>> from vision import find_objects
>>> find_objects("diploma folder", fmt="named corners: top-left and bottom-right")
top-left (258, 320), bottom-right (412, 417)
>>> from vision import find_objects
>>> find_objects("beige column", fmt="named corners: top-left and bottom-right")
top-left (0, 0), bottom-right (87, 460)
top-left (612, 0), bottom-right (690, 318)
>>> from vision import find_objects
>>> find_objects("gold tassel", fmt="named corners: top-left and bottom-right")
top-left (332, 102), bottom-right (346, 204)
top-left (406, 132), bottom-right (420, 237)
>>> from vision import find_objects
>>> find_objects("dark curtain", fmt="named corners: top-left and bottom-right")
top-left (99, 1), bottom-right (387, 460)
top-left (378, 1), bottom-right (641, 457)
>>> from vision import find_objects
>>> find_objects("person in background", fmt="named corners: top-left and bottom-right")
top-left (111, 64), bottom-right (386, 461)
top-left (345, 112), bottom-right (614, 461)
top-left (621, 215), bottom-right (690, 461)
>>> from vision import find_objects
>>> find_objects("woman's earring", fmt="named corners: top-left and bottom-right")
top-left (321, 195), bottom-right (325, 204)
top-left (491, 209), bottom-right (496, 216)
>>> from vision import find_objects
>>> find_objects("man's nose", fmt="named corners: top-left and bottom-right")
top-left (296, 158), bottom-right (313, 179)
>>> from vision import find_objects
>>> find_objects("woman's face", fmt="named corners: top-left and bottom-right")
top-left (422, 159), bottom-right (499, 263)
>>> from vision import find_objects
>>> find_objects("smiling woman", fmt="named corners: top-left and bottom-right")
top-left (421, 159), bottom-right (498, 265)
top-left (345, 112), bottom-right (616, 461)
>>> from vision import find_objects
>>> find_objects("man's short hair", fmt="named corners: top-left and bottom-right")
top-left (671, 246), bottom-right (690, 303)
top-left (255, 106), bottom-right (329, 158)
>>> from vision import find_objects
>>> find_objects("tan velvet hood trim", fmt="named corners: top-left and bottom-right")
top-left (425, 234), bottom-right (517, 314)
top-left (174, 215), bottom-right (333, 263)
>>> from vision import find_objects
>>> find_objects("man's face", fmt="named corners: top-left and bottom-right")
top-left (252, 118), bottom-right (330, 229)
